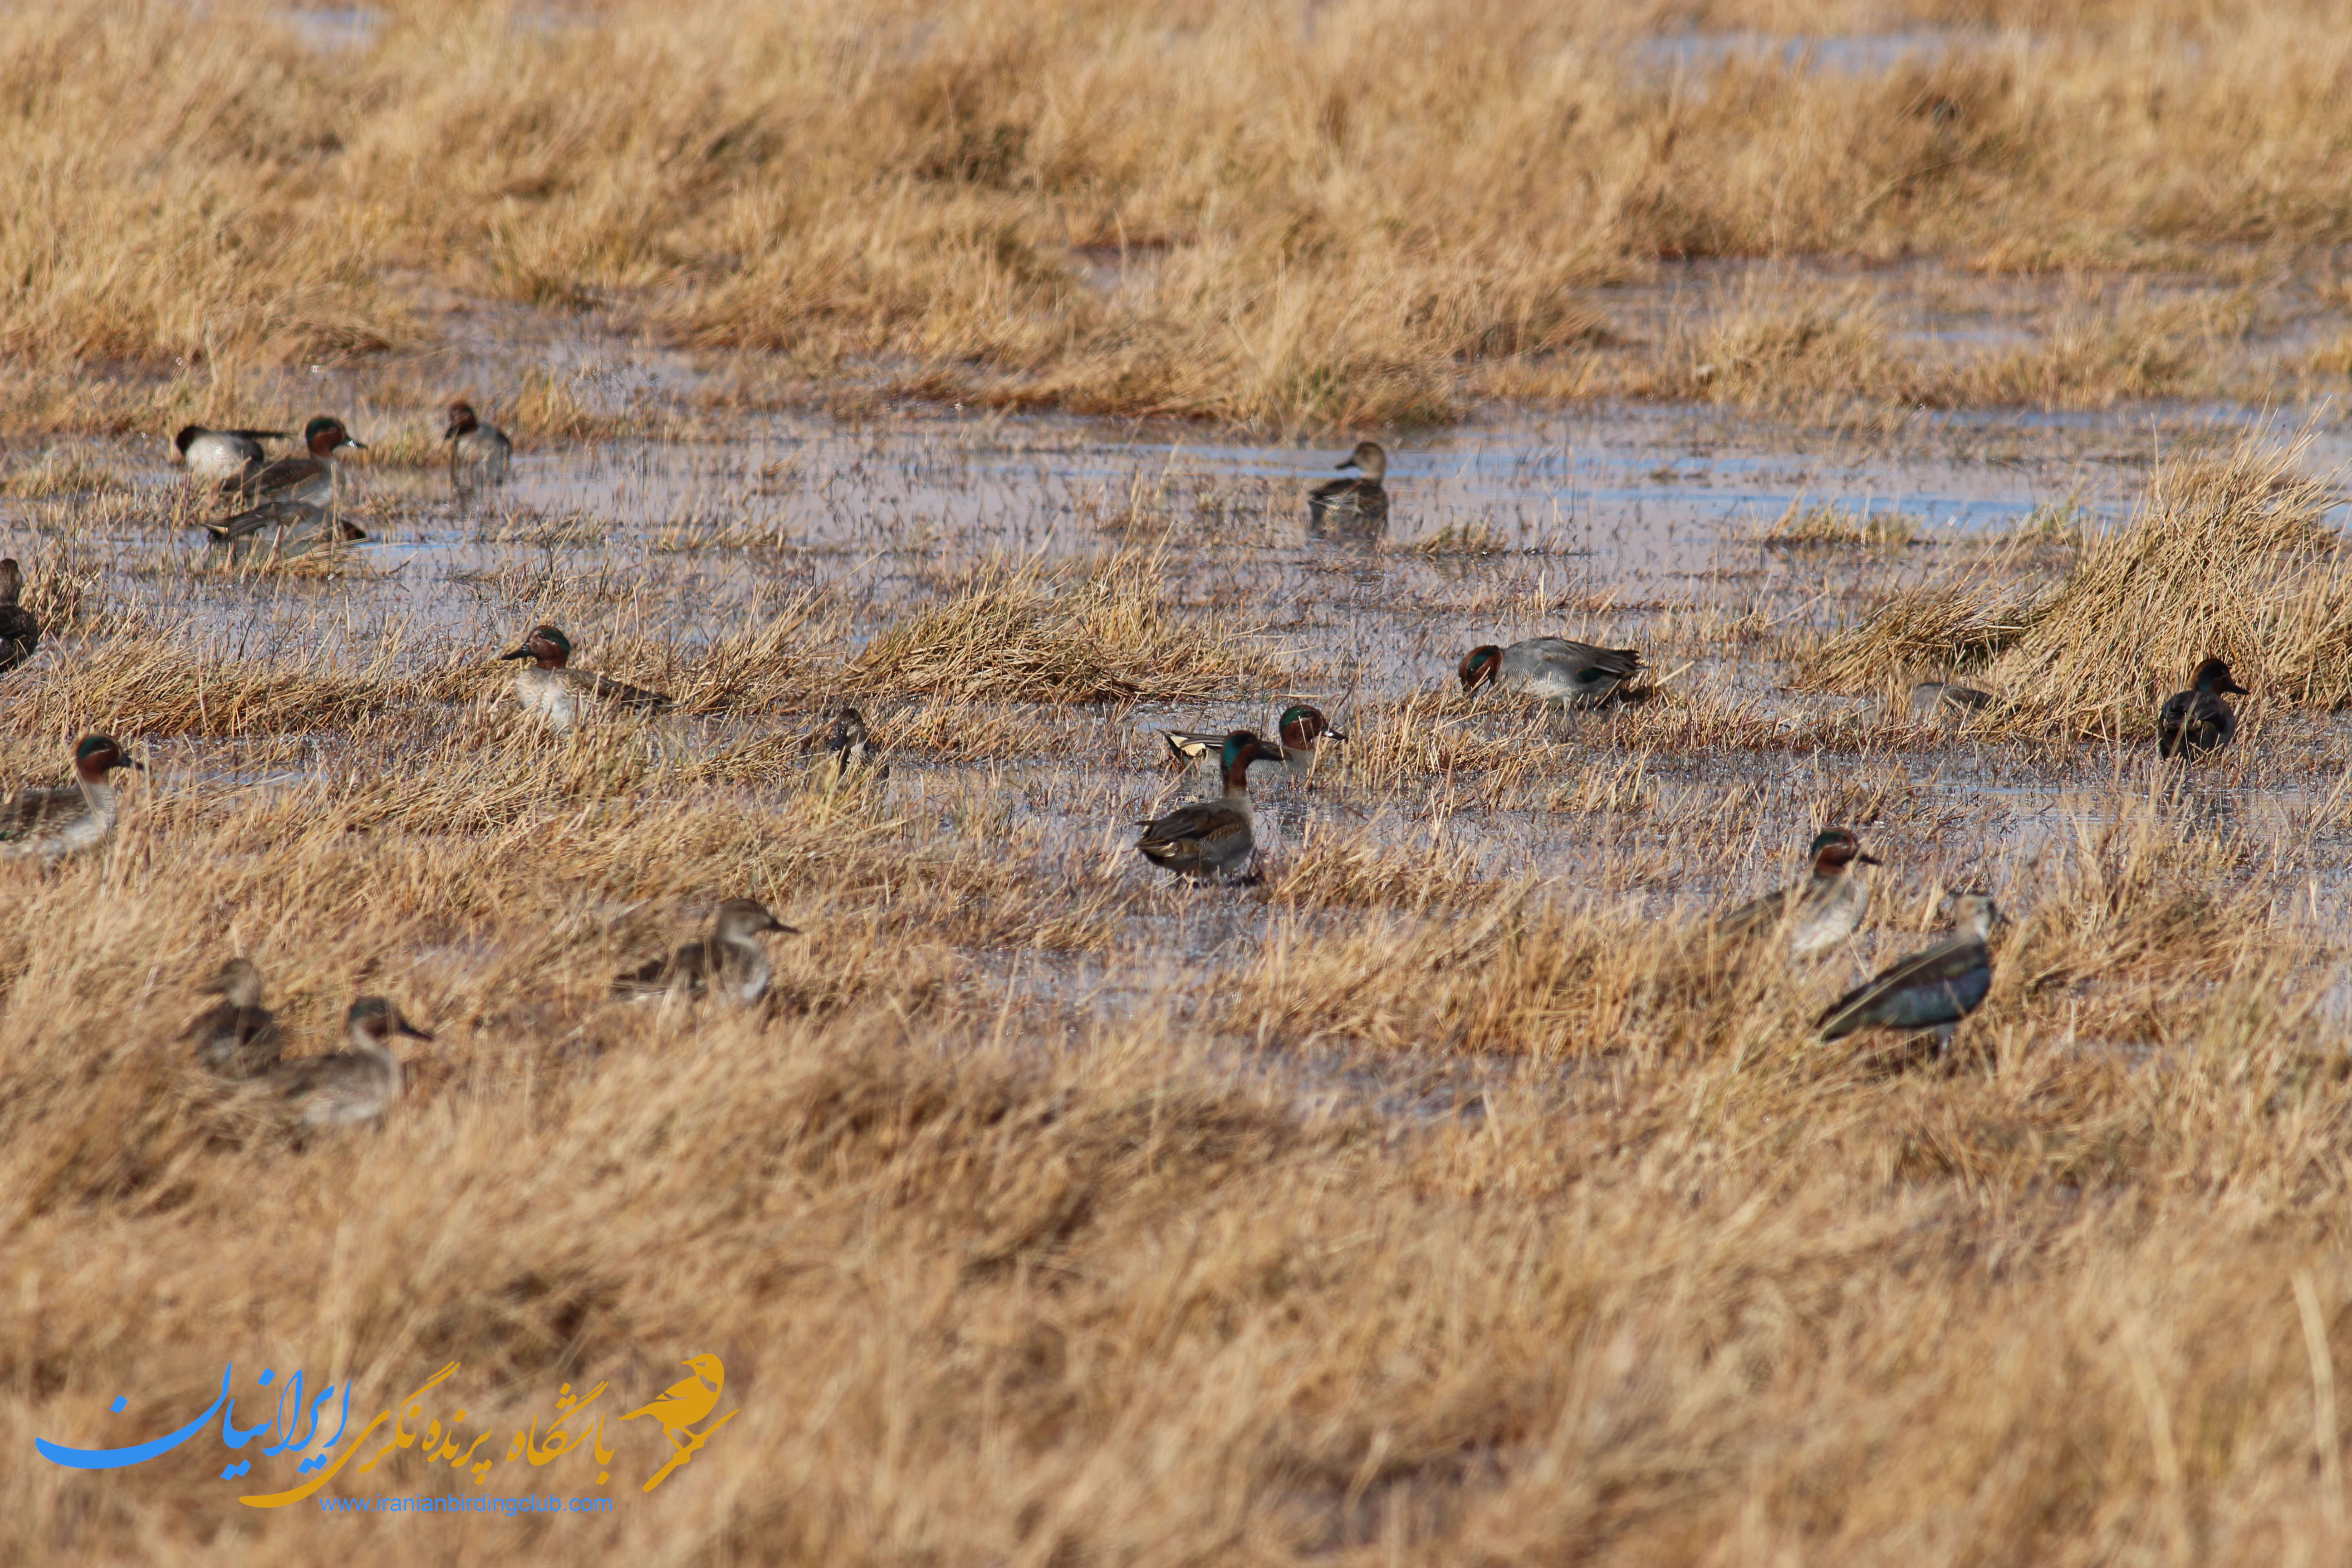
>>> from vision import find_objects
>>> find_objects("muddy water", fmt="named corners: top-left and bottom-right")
top-left (8, 393), bottom-right (2351, 1084)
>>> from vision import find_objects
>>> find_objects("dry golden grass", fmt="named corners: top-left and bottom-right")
top-left (5, 0), bottom-right (2352, 428)
top-left (1804, 436), bottom-right (2352, 734)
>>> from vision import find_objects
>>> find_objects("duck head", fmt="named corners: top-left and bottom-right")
top-left (348, 996), bottom-right (434, 1048)
top-left (442, 400), bottom-right (481, 440)
top-left (1809, 827), bottom-right (1882, 875)
top-left (170, 426), bottom-right (205, 460)
top-left (1337, 441), bottom-right (1387, 482)
top-left (202, 957), bottom-right (266, 1009)
top-left (1279, 704), bottom-right (1346, 749)
top-left (1943, 890), bottom-right (1999, 941)
top-left (1459, 645), bottom-right (1503, 693)
top-left (715, 898), bottom-right (798, 941)
top-left (303, 416), bottom-right (364, 457)
top-left (73, 735), bottom-right (142, 784)
top-left (1219, 729), bottom-right (1287, 783)
top-left (500, 625), bottom-right (572, 669)
top-left (0, 557), bottom-right (20, 604)
top-left (2190, 657), bottom-right (2250, 696)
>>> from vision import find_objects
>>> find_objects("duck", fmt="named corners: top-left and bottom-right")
top-left (172, 425), bottom-right (287, 485)
top-left (1459, 637), bottom-right (1642, 707)
top-left (203, 500), bottom-right (368, 561)
top-left (1909, 681), bottom-right (1993, 726)
top-left (1817, 892), bottom-right (1999, 1054)
top-left (187, 958), bottom-right (283, 1079)
top-left (2158, 657), bottom-right (2249, 760)
top-left (0, 557), bottom-right (39, 671)
top-left (1710, 828), bottom-right (1880, 962)
top-left (213, 416), bottom-right (364, 508)
top-left (613, 899), bottom-right (797, 1005)
top-left (443, 400), bottom-right (511, 489)
top-left (271, 996), bottom-right (433, 1129)
top-left (1307, 441), bottom-right (1390, 530)
top-left (1134, 730), bottom-right (1288, 879)
top-left (0, 735), bottom-right (140, 862)
top-left (804, 706), bottom-right (888, 783)
top-left (1275, 703), bottom-right (1347, 782)
top-left (498, 625), bottom-right (673, 732)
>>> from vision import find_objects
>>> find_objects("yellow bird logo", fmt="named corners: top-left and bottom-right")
top-left (620, 1353), bottom-right (724, 1450)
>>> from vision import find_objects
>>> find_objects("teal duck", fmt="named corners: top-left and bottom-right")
top-left (204, 500), bottom-right (367, 560)
top-left (499, 625), bottom-right (673, 732)
top-left (1135, 730), bottom-right (1287, 879)
top-left (1307, 441), bottom-right (1389, 529)
top-left (1817, 892), bottom-right (1998, 1051)
top-left (272, 996), bottom-right (432, 1129)
top-left (614, 899), bottom-right (797, 1005)
top-left (1275, 703), bottom-right (1347, 781)
top-left (1459, 637), bottom-right (1642, 706)
top-left (1712, 828), bottom-right (1879, 961)
top-left (214, 416), bottom-right (363, 507)
top-left (1909, 681), bottom-right (1993, 725)
top-left (805, 706), bottom-right (888, 783)
top-left (187, 958), bottom-right (283, 1079)
top-left (0, 558), bottom-right (39, 671)
top-left (444, 400), bottom-right (512, 490)
top-left (2158, 657), bottom-right (2249, 760)
top-left (0, 735), bottom-right (140, 862)
top-left (173, 425), bottom-right (286, 485)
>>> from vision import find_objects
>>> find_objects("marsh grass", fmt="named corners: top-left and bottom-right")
top-left (846, 549), bottom-right (1281, 703)
top-left (5, 0), bottom-right (2352, 428)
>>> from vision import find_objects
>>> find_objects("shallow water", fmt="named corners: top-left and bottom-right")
top-left (9, 385), bottom-right (2351, 1104)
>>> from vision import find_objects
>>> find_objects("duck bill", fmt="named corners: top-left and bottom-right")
top-left (498, 644), bottom-right (534, 661)
top-left (1855, 852), bottom-right (1882, 865)
top-left (339, 437), bottom-right (367, 452)
top-left (765, 919), bottom-right (800, 935)
top-left (1336, 458), bottom-right (1360, 472)
top-left (1325, 730), bottom-right (1349, 743)
top-left (396, 1021), bottom-right (435, 1042)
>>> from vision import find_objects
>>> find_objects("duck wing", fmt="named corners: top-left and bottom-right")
top-left (0, 603), bottom-right (37, 667)
top-left (1816, 936), bottom-right (1990, 1040)
top-left (1306, 478), bottom-right (1387, 527)
top-left (1161, 730), bottom-right (1222, 762)
top-left (583, 671), bottom-right (673, 711)
top-left (218, 453), bottom-right (327, 502)
top-left (0, 784), bottom-right (88, 839)
top-left (1710, 882), bottom-right (1795, 943)
top-left (614, 938), bottom-right (716, 997)
top-left (206, 499), bottom-right (321, 542)
top-left (1134, 800), bottom-right (1252, 872)
top-left (1519, 637), bottom-right (1642, 679)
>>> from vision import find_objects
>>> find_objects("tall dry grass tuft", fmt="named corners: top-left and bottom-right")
top-left (1986, 436), bottom-right (2352, 731)
top-left (845, 549), bottom-right (1279, 702)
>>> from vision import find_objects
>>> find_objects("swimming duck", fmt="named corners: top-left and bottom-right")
top-left (1134, 730), bottom-right (1288, 879)
top-left (187, 958), bottom-right (283, 1079)
top-left (499, 625), bottom-right (673, 732)
top-left (1275, 703), bottom-right (1347, 781)
top-left (203, 500), bottom-right (368, 560)
top-left (272, 996), bottom-right (432, 1129)
top-left (1909, 681), bottom-right (1993, 726)
top-left (0, 557), bottom-right (39, 671)
top-left (443, 400), bottom-right (511, 489)
top-left (804, 706), bottom-right (888, 783)
top-left (1307, 441), bottom-right (1390, 530)
top-left (0, 735), bottom-right (140, 862)
top-left (1817, 892), bottom-right (1998, 1053)
top-left (214, 416), bottom-right (364, 508)
top-left (1459, 637), bottom-right (1643, 707)
top-left (173, 425), bottom-right (286, 485)
top-left (1711, 828), bottom-right (1880, 962)
top-left (613, 899), bottom-right (797, 1004)
top-left (2158, 657), bottom-right (2249, 760)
